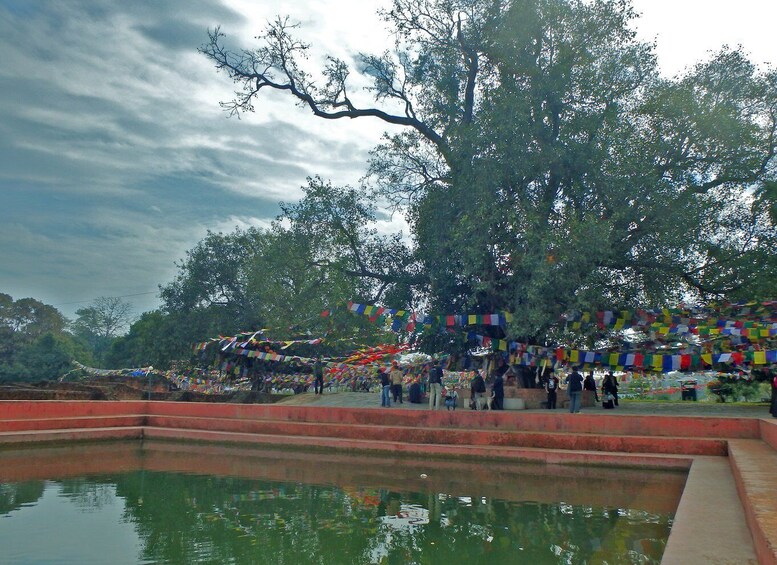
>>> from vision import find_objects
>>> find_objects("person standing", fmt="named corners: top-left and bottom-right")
top-left (612, 372), bottom-right (620, 406)
top-left (379, 368), bottom-right (391, 407)
top-left (584, 371), bottom-right (599, 402)
top-left (546, 372), bottom-right (560, 409)
top-left (770, 374), bottom-right (777, 418)
top-left (408, 377), bottom-right (423, 403)
top-left (428, 361), bottom-right (443, 410)
top-left (602, 372), bottom-right (618, 409)
top-left (565, 367), bottom-right (584, 414)
top-left (313, 356), bottom-right (324, 395)
top-left (470, 370), bottom-right (487, 410)
top-left (605, 371), bottom-right (619, 406)
top-left (389, 361), bottom-right (404, 404)
top-left (491, 372), bottom-right (504, 410)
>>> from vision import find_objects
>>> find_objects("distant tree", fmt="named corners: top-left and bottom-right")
top-left (0, 293), bottom-right (67, 343)
top-left (72, 297), bottom-right (134, 366)
top-left (14, 332), bottom-right (86, 382)
top-left (0, 293), bottom-right (80, 381)
top-left (105, 310), bottom-right (188, 370)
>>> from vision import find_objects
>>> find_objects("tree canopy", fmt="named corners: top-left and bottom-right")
top-left (0, 293), bottom-right (90, 381)
top-left (202, 0), bottom-right (776, 346)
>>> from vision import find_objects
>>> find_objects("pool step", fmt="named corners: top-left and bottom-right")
top-left (0, 415), bottom-right (145, 432)
top-left (145, 414), bottom-right (727, 456)
top-left (0, 426), bottom-right (143, 444)
top-left (141, 425), bottom-right (692, 470)
top-left (0, 400), bottom-right (146, 419)
top-left (145, 402), bottom-right (760, 439)
top-left (0, 400), bottom-right (760, 439)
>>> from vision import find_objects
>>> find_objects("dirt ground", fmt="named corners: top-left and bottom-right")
top-left (0, 376), bottom-right (284, 404)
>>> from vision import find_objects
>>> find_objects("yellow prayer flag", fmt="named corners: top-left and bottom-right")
top-left (754, 351), bottom-right (766, 365)
top-left (468, 314), bottom-right (477, 325)
top-left (653, 355), bottom-right (663, 369)
top-left (570, 350), bottom-right (579, 363)
top-left (701, 354), bottom-right (712, 366)
top-left (609, 353), bottom-right (619, 367)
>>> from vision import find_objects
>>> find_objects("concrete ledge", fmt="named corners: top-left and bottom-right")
top-left (663, 456), bottom-right (757, 564)
top-left (729, 440), bottom-right (777, 565)
top-left (760, 419), bottom-right (777, 452)
top-left (503, 398), bottom-right (525, 410)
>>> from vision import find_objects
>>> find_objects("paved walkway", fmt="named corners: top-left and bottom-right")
top-left (279, 391), bottom-right (771, 418)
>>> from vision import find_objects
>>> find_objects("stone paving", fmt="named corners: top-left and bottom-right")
top-left (279, 390), bottom-right (772, 418)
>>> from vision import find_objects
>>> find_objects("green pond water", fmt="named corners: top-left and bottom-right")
top-left (0, 441), bottom-right (684, 564)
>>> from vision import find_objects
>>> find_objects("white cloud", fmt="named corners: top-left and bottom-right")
top-left (631, 0), bottom-right (776, 76)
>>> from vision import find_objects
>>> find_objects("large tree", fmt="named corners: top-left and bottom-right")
top-left (202, 0), bottom-right (776, 343)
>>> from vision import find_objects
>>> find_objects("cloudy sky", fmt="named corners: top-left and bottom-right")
top-left (1, 0), bottom-right (774, 320)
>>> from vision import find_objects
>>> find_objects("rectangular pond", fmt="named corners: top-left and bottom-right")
top-left (0, 440), bottom-right (686, 564)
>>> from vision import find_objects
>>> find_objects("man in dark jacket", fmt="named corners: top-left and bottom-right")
top-left (470, 370), bottom-right (487, 410)
top-left (491, 373), bottom-right (504, 410)
top-left (428, 361), bottom-right (443, 410)
top-left (583, 371), bottom-right (599, 402)
top-left (565, 367), bottom-right (584, 413)
top-left (313, 356), bottom-right (324, 395)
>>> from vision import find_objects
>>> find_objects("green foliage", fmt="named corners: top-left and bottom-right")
top-left (0, 293), bottom-right (93, 381)
top-left (0, 293), bottom-right (68, 343)
top-left (105, 310), bottom-right (183, 370)
top-left (202, 0), bottom-right (777, 346)
top-left (11, 332), bottom-right (87, 382)
top-left (707, 374), bottom-right (770, 403)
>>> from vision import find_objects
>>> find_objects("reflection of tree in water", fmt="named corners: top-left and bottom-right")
top-left (0, 481), bottom-right (45, 515)
top-left (114, 472), bottom-right (379, 564)
top-left (106, 472), bottom-right (671, 565)
top-left (59, 478), bottom-right (118, 511)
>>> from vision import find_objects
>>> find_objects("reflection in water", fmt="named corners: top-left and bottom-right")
top-left (0, 441), bottom-right (680, 564)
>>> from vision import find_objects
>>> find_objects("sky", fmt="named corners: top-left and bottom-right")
top-left (0, 0), bottom-right (774, 321)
